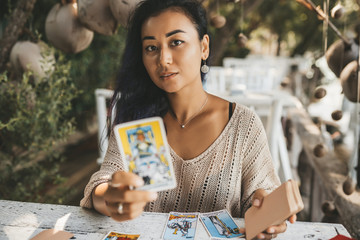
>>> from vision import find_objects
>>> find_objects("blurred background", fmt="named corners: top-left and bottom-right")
top-left (0, 0), bottom-right (360, 238)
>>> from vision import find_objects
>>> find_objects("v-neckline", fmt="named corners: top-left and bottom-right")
top-left (169, 104), bottom-right (239, 163)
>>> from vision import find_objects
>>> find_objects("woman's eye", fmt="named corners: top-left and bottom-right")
top-left (145, 45), bottom-right (157, 52)
top-left (171, 40), bottom-right (184, 46)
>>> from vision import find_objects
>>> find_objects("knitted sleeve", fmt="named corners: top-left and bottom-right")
top-left (80, 132), bottom-right (124, 208)
top-left (239, 109), bottom-right (281, 216)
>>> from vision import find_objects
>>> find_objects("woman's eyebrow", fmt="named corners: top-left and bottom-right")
top-left (142, 29), bottom-right (186, 41)
top-left (165, 29), bottom-right (185, 37)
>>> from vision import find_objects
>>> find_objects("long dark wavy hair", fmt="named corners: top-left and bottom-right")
top-left (110, 0), bottom-right (209, 129)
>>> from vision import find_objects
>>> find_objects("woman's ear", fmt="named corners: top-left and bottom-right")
top-left (201, 34), bottom-right (210, 60)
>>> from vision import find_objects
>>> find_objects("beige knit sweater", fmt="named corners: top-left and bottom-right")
top-left (80, 104), bottom-right (280, 217)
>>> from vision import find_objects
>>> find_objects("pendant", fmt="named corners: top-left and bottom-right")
top-left (181, 125), bottom-right (185, 128)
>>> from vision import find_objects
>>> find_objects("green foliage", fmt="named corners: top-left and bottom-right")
top-left (0, 49), bottom-right (79, 203)
top-left (66, 30), bottom-right (127, 130)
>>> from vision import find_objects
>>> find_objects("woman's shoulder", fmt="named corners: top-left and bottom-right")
top-left (209, 94), bottom-right (256, 114)
top-left (232, 102), bottom-right (258, 119)
top-left (207, 94), bottom-right (258, 123)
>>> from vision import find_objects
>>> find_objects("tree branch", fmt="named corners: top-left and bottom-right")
top-left (0, 0), bottom-right (37, 72)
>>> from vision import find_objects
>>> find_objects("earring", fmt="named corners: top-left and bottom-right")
top-left (201, 59), bottom-right (209, 73)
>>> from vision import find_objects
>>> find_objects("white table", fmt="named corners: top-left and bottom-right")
top-left (0, 200), bottom-right (352, 240)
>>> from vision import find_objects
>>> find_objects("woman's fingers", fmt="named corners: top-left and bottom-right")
top-left (265, 221), bottom-right (287, 234)
top-left (288, 214), bottom-right (297, 223)
top-left (106, 201), bottom-right (147, 215)
top-left (252, 188), bottom-right (268, 207)
top-left (110, 206), bottom-right (145, 222)
top-left (104, 187), bottom-right (158, 203)
top-left (256, 232), bottom-right (278, 239)
top-left (255, 221), bottom-right (287, 239)
top-left (110, 171), bottom-right (144, 188)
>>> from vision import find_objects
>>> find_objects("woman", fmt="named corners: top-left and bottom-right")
top-left (80, 0), bottom-right (296, 238)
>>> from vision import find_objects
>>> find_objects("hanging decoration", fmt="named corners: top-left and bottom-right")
top-left (237, 33), bottom-right (248, 48)
top-left (342, 176), bottom-right (355, 195)
top-left (109, 0), bottom-right (142, 28)
top-left (77, 0), bottom-right (118, 35)
top-left (314, 87), bottom-right (327, 99)
top-left (331, 110), bottom-right (343, 121)
top-left (210, 0), bottom-right (226, 29)
top-left (331, 3), bottom-right (345, 19)
top-left (45, 2), bottom-right (94, 53)
top-left (313, 143), bottom-right (328, 157)
top-left (237, 0), bottom-right (248, 48)
top-left (340, 60), bottom-right (359, 102)
top-left (325, 39), bottom-right (358, 77)
top-left (10, 41), bottom-right (55, 80)
top-left (210, 15), bottom-right (226, 28)
top-left (298, 0), bottom-right (360, 193)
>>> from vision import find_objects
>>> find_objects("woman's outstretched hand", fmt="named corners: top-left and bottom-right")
top-left (93, 171), bottom-right (158, 222)
top-left (240, 189), bottom-right (297, 239)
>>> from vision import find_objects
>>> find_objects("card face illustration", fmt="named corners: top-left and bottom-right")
top-left (162, 212), bottom-right (199, 240)
top-left (114, 117), bottom-right (176, 191)
top-left (200, 210), bottom-right (244, 239)
top-left (102, 231), bottom-right (140, 240)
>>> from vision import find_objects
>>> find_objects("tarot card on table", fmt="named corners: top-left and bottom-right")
top-left (200, 209), bottom-right (244, 239)
top-left (114, 117), bottom-right (176, 191)
top-left (162, 212), bottom-right (199, 240)
top-left (101, 231), bottom-right (140, 240)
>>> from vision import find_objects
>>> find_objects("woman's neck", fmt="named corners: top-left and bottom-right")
top-left (167, 87), bottom-right (208, 124)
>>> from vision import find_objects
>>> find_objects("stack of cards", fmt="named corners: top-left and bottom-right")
top-left (114, 117), bottom-right (176, 191)
top-left (244, 179), bottom-right (304, 240)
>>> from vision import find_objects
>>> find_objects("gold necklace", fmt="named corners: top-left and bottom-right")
top-left (171, 94), bottom-right (208, 129)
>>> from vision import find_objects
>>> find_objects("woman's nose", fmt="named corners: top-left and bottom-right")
top-left (159, 47), bottom-right (172, 66)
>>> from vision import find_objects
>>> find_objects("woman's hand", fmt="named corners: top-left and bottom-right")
top-left (96, 171), bottom-right (158, 222)
top-left (242, 189), bottom-right (297, 239)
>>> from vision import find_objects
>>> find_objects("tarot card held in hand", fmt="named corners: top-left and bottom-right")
top-left (101, 231), bottom-right (140, 240)
top-left (200, 209), bottom-right (244, 239)
top-left (162, 212), bottom-right (199, 240)
top-left (114, 117), bottom-right (176, 191)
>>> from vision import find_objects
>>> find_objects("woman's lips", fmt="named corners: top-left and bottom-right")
top-left (160, 72), bottom-right (178, 80)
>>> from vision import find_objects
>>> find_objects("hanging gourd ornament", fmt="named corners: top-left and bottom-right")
top-left (325, 39), bottom-right (358, 77)
top-left (331, 110), bottom-right (343, 121)
top-left (321, 201), bottom-right (337, 217)
top-left (342, 177), bottom-right (355, 195)
top-left (237, 33), bottom-right (248, 48)
top-left (109, 0), bottom-right (142, 27)
top-left (10, 41), bottom-right (55, 80)
top-left (45, 2), bottom-right (94, 53)
top-left (331, 4), bottom-right (345, 19)
top-left (340, 60), bottom-right (359, 102)
top-left (210, 15), bottom-right (226, 29)
top-left (314, 87), bottom-right (327, 99)
top-left (313, 143), bottom-right (327, 158)
top-left (78, 0), bottom-right (118, 35)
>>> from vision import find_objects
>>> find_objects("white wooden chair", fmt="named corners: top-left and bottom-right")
top-left (95, 88), bottom-right (114, 165)
top-left (204, 66), bottom-right (228, 95)
top-left (222, 56), bottom-right (290, 93)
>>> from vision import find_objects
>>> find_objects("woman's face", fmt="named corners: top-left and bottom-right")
top-left (141, 9), bottom-right (209, 94)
